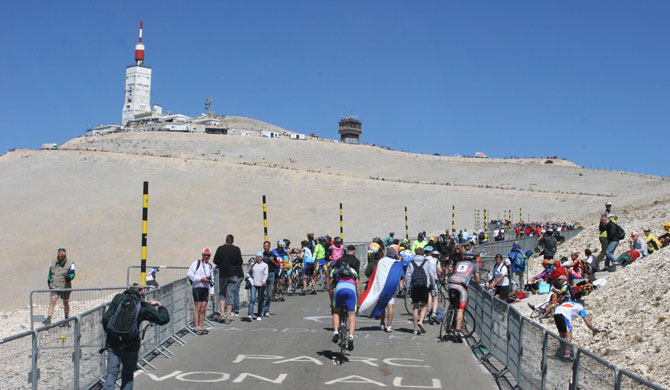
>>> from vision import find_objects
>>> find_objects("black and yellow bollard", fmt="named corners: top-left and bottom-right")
top-left (141, 181), bottom-right (148, 285)
top-left (339, 203), bottom-right (344, 240)
top-left (405, 206), bottom-right (409, 240)
top-left (262, 195), bottom-right (269, 242)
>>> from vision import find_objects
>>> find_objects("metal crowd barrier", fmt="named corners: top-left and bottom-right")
top-left (465, 281), bottom-right (665, 390)
top-left (29, 287), bottom-right (128, 329)
top-left (3, 278), bottom-right (205, 389)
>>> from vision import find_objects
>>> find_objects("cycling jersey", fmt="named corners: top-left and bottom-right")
top-left (314, 244), bottom-right (326, 265)
top-left (554, 301), bottom-right (587, 332)
top-left (330, 267), bottom-right (359, 311)
top-left (272, 248), bottom-right (288, 270)
top-left (448, 261), bottom-right (479, 286)
top-left (331, 245), bottom-right (344, 261)
top-left (302, 247), bottom-right (315, 264)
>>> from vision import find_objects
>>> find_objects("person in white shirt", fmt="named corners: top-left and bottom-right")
top-left (553, 301), bottom-right (599, 361)
top-left (245, 252), bottom-right (269, 321)
top-left (489, 254), bottom-right (509, 300)
top-left (187, 248), bottom-right (215, 335)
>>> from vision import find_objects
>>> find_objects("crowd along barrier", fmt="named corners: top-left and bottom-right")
top-left (465, 281), bottom-right (665, 390)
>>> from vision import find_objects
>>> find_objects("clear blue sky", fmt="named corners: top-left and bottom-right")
top-left (2, 1), bottom-right (668, 176)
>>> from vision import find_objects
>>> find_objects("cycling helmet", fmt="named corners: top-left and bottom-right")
top-left (283, 239), bottom-right (291, 248)
top-left (318, 236), bottom-right (327, 243)
top-left (367, 242), bottom-right (380, 254)
top-left (463, 251), bottom-right (476, 261)
top-left (424, 245), bottom-right (434, 252)
top-left (277, 240), bottom-right (286, 248)
top-left (202, 248), bottom-right (211, 255)
top-left (334, 237), bottom-right (343, 244)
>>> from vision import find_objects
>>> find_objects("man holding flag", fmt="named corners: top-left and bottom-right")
top-left (358, 246), bottom-right (405, 331)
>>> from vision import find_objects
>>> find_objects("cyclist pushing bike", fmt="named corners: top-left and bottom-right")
top-left (447, 253), bottom-right (480, 342)
top-left (330, 261), bottom-right (361, 352)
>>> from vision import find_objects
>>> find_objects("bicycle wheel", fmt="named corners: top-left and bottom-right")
top-left (439, 306), bottom-right (455, 341)
top-left (460, 309), bottom-right (476, 338)
top-left (529, 302), bottom-right (547, 320)
top-left (339, 315), bottom-right (348, 364)
top-left (439, 285), bottom-right (449, 309)
top-left (404, 288), bottom-right (412, 316)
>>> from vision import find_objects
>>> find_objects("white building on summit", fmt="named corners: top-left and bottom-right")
top-left (121, 20), bottom-right (152, 126)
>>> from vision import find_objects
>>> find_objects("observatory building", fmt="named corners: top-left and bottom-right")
top-left (338, 117), bottom-right (362, 144)
top-left (121, 21), bottom-right (152, 126)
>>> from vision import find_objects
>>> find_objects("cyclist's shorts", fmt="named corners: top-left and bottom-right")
top-left (447, 283), bottom-right (468, 310)
top-left (333, 281), bottom-right (357, 311)
top-left (553, 313), bottom-right (572, 333)
top-left (317, 259), bottom-right (326, 266)
top-left (304, 263), bottom-right (315, 276)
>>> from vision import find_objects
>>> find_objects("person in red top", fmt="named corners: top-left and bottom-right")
top-left (515, 227), bottom-right (521, 239)
top-left (524, 227), bottom-right (531, 236)
top-left (548, 260), bottom-right (568, 283)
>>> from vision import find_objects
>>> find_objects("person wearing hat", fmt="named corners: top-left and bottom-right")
top-left (629, 231), bottom-right (647, 258)
top-left (642, 227), bottom-right (662, 254)
top-left (244, 252), bottom-right (268, 321)
top-left (44, 248), bottom-right (75, 325)
top-left (102, 283), bottom-right (169, 389)
top-left (187, 248), bottom-right (215, 334)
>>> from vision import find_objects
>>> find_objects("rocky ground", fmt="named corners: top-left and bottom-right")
top-left (512, 199), bottom-right (670, 387)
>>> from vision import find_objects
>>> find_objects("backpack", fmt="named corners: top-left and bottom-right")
top-left (107, 293), bottom-right (141, 342)
top-left (410, 259), bottom-right (428, 287)
top-left (614, 224), bottom-right (626, 241)
top-left (510, 250), bottom-right (527, 271)
top-left (336, 261), bottom-right (355, 279)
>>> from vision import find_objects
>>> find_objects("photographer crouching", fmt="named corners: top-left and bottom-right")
top-left (101, 283), bottom-right (170, 390)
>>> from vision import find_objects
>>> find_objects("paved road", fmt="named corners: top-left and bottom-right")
top-left (135, 291), bottom-right (497, 390)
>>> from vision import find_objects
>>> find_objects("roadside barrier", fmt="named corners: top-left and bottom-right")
top-left (5, 277), bottom-right (199, 389)
top-left (29, 287), bottom-right (128, 330)
top-left (465, 281), bottom-right (665, 390)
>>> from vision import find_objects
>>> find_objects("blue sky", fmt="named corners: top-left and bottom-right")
top-left (1, 1), bottom-right (668, 176)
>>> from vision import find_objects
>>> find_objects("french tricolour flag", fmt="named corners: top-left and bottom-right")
top-left (358, 259), bottom-right (404, 318)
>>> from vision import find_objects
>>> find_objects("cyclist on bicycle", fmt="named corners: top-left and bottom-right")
top-left (447, 253), bottom-right (480, 341)
top-left (272, 241), bottom-right (289, 301)
top-left (313, 236), bottom-right (328, 291)
top-left (299, 240), bottom-right (317, 295)
top-left (330, 262), bottom-right (361, 351)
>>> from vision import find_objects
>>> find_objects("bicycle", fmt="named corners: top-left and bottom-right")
top-left (402, 286), bottom-right (412, 316)
top-left (439, 301), bottom-right (475, 341)
top-left (289, 263), bottom-right (304, 295)
top-left (336, 306), bottom-right (349, 365)
top-left (529, 296), bottom-right (565, 322)
top-left (316, 264), bottom-right (328, 292)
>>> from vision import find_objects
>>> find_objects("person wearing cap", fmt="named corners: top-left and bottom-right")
top-left (212, 234), bottom-right (244, 324)
top-left (629, 231), bottom-right (647, 258)
top-left (44, 248), bottom-right (75, 325)
top-left (102, 283), bottom-right (169, 389)
top-left (187, 248), bottom-right (215, 334)
top-left (244, 252), bottom-right (268, 321)
top-left (642, 227), bottom-right (662, 254)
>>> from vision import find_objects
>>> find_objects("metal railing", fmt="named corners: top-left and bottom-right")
top-left (29, 287), bottom-right (128, 330)
top-left (465, 281), bottom-right (665, 390)
top-left (4, 277), bottom-right (201, 389)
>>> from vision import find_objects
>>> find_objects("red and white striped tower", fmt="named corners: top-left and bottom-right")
top-left (122, 20), bottom-right (152, 125)
top-left (135, 20), bottom-right (145, 66)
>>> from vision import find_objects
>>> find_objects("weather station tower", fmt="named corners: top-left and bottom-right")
top-left (121, 20), bottom-right (152, 125)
